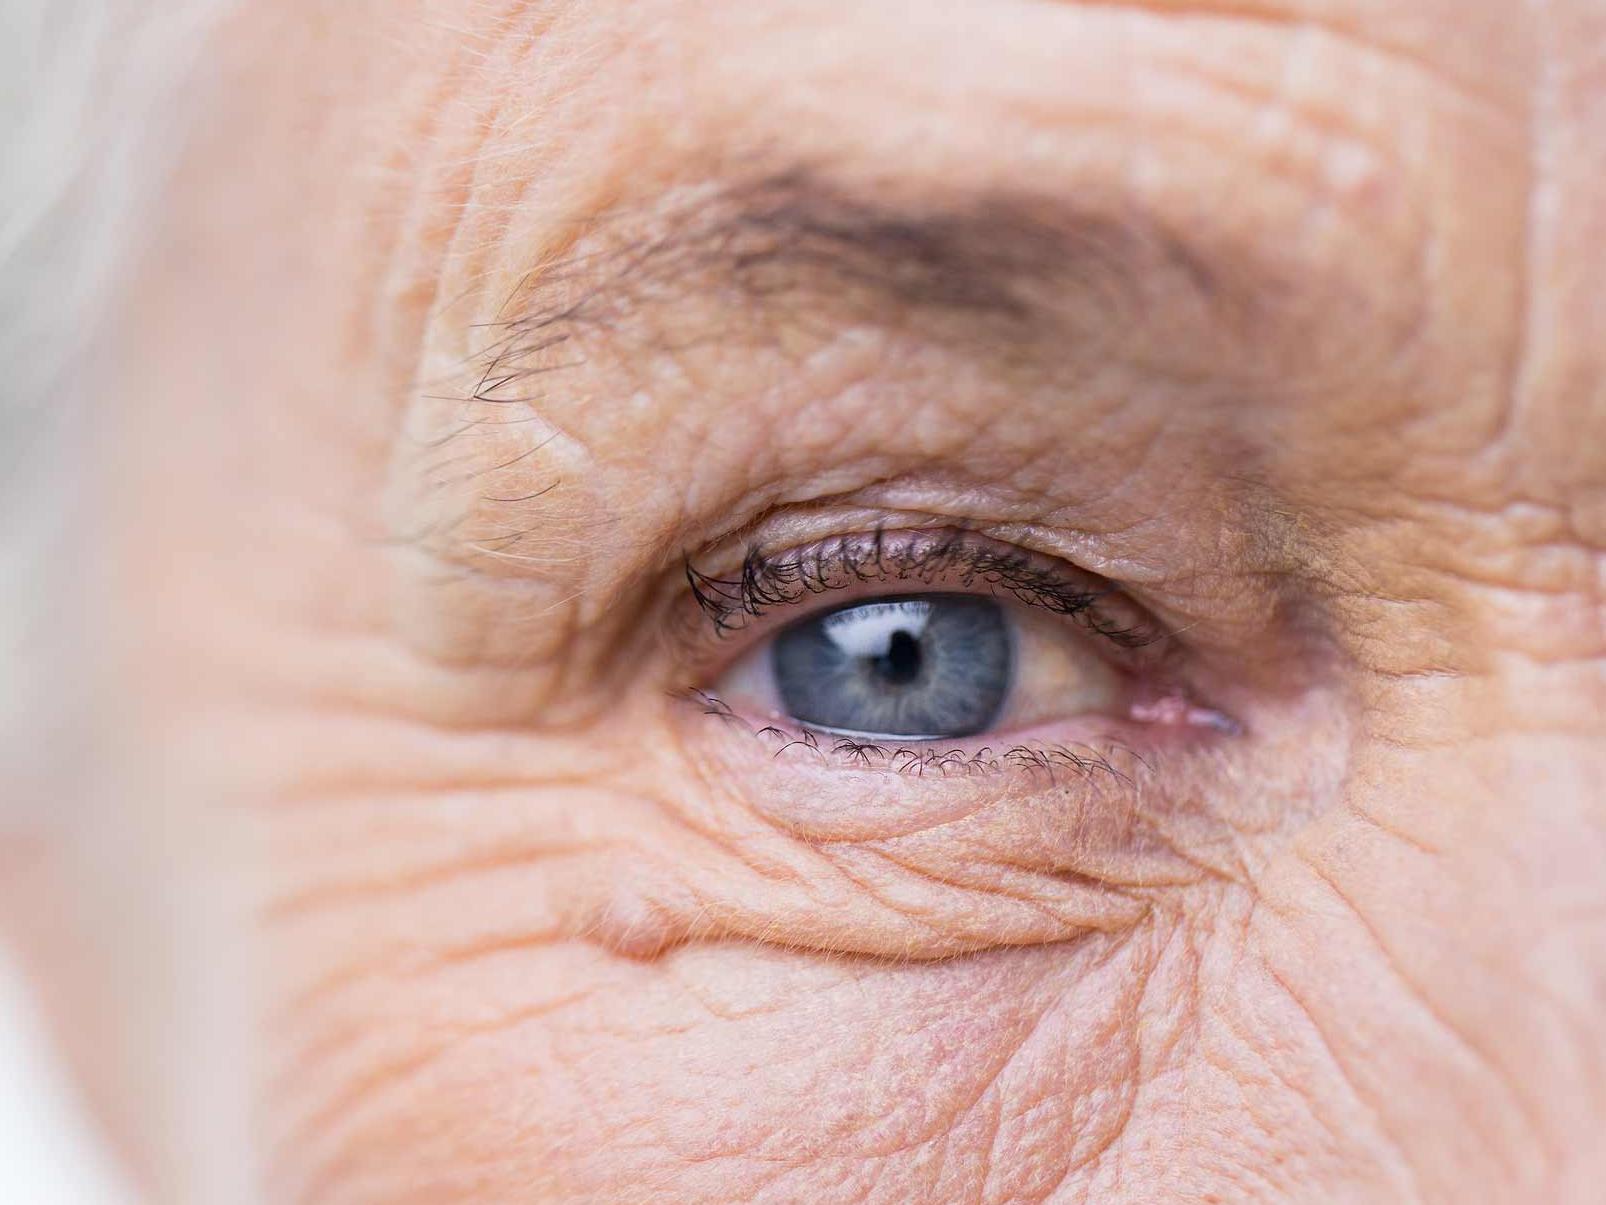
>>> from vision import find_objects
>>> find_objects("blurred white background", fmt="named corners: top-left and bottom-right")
top-left (1, 3), bottom-right (177, 1197)
top-left (0, 946), bottom-right (133, 1204)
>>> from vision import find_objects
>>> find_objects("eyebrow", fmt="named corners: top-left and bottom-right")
top-left (722, 170), bottom-right (1220, 313)
top-left (687, 168), bottom-right (1210, 319)
top-left (484, 166), bottom-right (1260, 377)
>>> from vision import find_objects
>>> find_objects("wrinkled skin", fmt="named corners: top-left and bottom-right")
top-left (5, 1), bottom-right (1605, 1202)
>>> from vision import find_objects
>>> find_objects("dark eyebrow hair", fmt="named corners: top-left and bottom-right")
top-left (490, 166), bottom-right (1248, 351)
top-left (465, 165), bottom-right (1291, 413)
top-left (697, 168), bottom-right (1227, 320)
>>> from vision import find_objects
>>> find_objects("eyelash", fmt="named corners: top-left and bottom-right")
top-left (681, 685), bottom-right (1145, 782)
top-left (683, 525), bottom-right (1159, 649)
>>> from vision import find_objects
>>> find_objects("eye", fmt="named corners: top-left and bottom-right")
top-left (710, 579), bottom-right (1130, 744)
top-left (679, 528), bottom-right (1236, 825)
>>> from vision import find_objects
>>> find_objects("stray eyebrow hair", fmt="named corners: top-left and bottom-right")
top-left (478, 165), bottom-right (1259, 382)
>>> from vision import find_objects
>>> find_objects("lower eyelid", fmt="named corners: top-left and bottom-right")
top-left (615, 687), bottom-right (1258, 964)
top-left (670, 698), bottom-right (1217, 889)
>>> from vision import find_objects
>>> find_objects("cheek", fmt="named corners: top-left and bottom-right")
top-left (263, 925), bottom-right (1172, 1204)
top-left (253, 768), bottom-right (1507, 1205)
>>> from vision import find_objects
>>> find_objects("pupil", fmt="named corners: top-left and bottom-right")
top-left (874, 628), bottom-right (922, 686)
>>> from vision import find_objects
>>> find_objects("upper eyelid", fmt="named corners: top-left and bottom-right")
top-left (675, 528), bottom-right (1170, 679)
top-left (685, 528), bottom-right (1109, 630)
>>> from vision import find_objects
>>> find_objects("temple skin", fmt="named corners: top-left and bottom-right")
top-left (4, 0), bottom-right (1605, 1201)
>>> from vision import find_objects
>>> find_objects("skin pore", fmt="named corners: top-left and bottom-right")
top-left (6, 0), bottom-right (1604, 1201)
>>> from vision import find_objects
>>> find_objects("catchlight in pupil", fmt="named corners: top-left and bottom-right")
top-left (771, 595), bottom-right (1013, 739)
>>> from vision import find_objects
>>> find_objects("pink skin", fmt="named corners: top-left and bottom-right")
top-left (3, 1), bottom-right (1605, 1202)
top-left (1128, 695), bottom-right (1239, 733)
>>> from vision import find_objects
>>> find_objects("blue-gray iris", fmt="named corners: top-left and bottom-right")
top-left (771, 594), bottom-right (1012, 739)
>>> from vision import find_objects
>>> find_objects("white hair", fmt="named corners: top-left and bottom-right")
top-left (0, 1), bottom-right (230, 823)
top-left (1, 16), bottom-right (274, 1200)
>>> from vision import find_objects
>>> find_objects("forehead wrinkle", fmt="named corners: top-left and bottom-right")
top-left (1029, 0), bottom-right (1528, 111)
